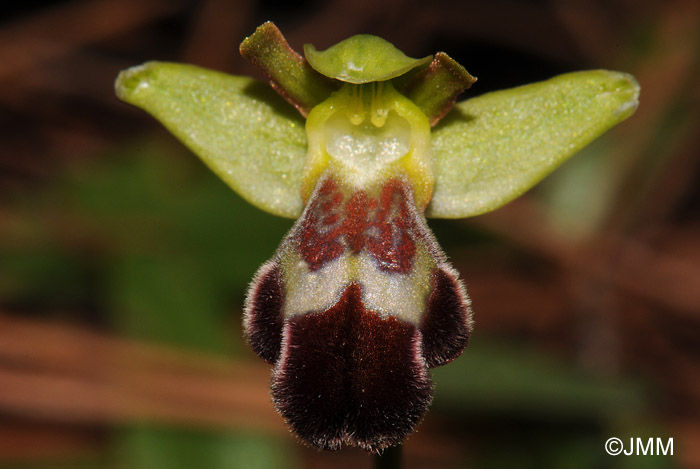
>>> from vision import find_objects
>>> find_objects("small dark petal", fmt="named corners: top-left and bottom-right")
top-left (239, 21), bottom-right (338, 117)
top-left (272, 283), bottom-right (433, 452)
top-left (420, 267), bottom-right (472, 368)
top-left (244, 261), bottom-right (285, 364)
top-left (400, 52), bottom-right (477, 127)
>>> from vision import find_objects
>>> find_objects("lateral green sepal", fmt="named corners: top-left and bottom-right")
top-left (427, 70), bottom-right (640, 218)
top-left (115, 61), bottom-right (307, 218)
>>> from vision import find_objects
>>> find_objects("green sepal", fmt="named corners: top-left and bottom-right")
top-left (304, 35), bottom-right (432, 84)
top-left (426, 70), bottom-right (640, 218)
top-left (115, 61), bottom-right (306, 218)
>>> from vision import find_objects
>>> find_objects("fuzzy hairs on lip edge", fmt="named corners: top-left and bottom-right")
top-left (420, 265), bottom-right (472, 368)
top-left (243, 260), bottom-right (285, 364)
top-left (270, 283), bottom-right (433, 453)
top-left (242, 173), bottom-right (473, 452)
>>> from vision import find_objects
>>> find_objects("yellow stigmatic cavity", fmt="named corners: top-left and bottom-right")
top-left (302, 81), bottom-right (433, 209)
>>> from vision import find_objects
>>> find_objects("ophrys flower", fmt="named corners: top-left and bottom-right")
top-left (115, 22), bottom-right (639, 453)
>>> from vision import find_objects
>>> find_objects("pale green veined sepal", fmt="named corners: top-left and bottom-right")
top-left (427, 70), bottom-right (640, 218)
top-left (115, 61), bottom-right (307, 218)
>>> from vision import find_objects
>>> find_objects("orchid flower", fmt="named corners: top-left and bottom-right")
top-left (115, 22), bottom-right (639, 453)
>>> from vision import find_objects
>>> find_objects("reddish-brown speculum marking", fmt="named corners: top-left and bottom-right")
top-left (299, 178), bottom-right (419, 273)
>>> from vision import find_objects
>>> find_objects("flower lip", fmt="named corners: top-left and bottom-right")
top-left (304, 35), bottom-right (432, 84)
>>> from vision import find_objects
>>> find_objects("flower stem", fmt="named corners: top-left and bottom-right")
top-left (373, 445), bottom-right (402, 469)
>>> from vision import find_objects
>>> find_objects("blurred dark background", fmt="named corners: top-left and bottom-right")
top-left (1, 0), bottom-right (698, 468)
